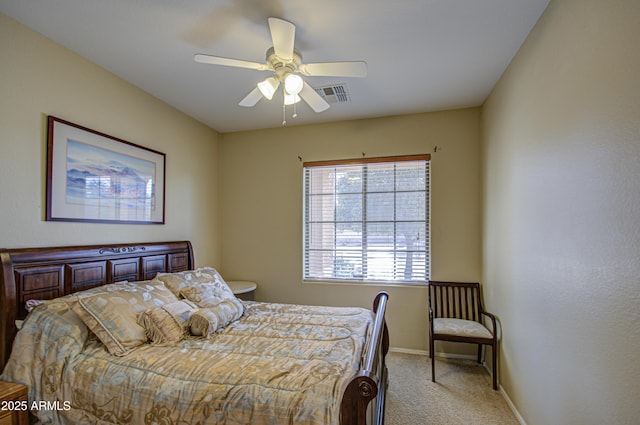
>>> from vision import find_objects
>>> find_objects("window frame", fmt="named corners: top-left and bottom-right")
top-left (302, 154), bottom-right (430, 285)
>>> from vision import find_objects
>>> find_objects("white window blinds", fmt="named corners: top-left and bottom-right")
top-left (303, 155), bottom-right (430, 283)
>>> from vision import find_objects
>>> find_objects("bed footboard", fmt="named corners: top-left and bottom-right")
top-left (341, 291), bottom-right (389, 425)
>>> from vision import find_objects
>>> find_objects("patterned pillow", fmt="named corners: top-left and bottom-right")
top-left (72, 282), bottom-right (178, 356)
top-left (137, 300), bottom-right (198, 345)
top-left (188, 308), bottom-right (219, 337)
top-left (181, 278), bottom-right (244, 333)
top-left (187, 298), bottom-right (245, 337)
top-left (180, 280), bottom-right (236, 306)
top-left (153, 267), bottom-right (225, 298)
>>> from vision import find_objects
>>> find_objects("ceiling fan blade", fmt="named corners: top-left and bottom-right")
top-left (299, 61), bottom-right (368, 78)
top-left (238, 87), bottom-right (263, 107)
top-left (299, 81), bottom-right (330, 112)
top-left (194, 54), bottom-right (267, 71)
top-left (268, 17), bottom-right (295, 60)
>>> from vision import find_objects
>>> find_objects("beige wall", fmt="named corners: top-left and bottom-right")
top-left (482, 0), bottom-right (640, 423)
top-left (0, 14), bottom-right (222, 266)
top-left (2, 10), bottom-right (483, 352)
top-left (11, 3), bottom-right (638, 422)
top-left (220, 109), bottom-right (482, 350)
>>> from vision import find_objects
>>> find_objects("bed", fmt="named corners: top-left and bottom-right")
top-left (0, 241), bottom-right (389, 425)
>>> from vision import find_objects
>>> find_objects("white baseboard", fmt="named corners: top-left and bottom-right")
top-left (389, 346), bottom-right (476, 361)
top-left (478, 364), bottom-right (527, 425)
top-left (434, 351), bottom-right (477, 361)
top-left (388, 346), bottom-right (429, 356)
top-left (498, 384), bottom-right (527, 425)
top-left (390, 347), bottom-right (527, 425)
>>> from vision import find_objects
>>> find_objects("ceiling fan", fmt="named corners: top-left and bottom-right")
top-left (194, 17), bottom-right (367, 116)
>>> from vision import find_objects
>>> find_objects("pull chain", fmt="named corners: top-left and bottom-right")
top-left (282, 91), bottom-right (301, 126)
top-left (282, 100), bottom-right (287, 126)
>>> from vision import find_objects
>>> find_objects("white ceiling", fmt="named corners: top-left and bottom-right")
top-left (0, 0), bottom-right (549, 133)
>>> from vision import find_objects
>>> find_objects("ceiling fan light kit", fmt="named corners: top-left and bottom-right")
top-left (284, 93), bottom-right (301, 105)
top-left (194, 17), bottom-right (367, 125)
top-left (284, 74), bottom-right (303, 96)
top-left (257, 77), bottom-right (279, 100)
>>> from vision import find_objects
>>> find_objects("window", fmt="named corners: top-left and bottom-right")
top-left (303, 154), bottom-right (430, 283)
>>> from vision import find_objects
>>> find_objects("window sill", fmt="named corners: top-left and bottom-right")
top-left (302, 278), bottom-right (428, 288)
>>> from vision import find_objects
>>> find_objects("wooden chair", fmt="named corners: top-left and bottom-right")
top-left (428, 281), bottom-right (498, 390)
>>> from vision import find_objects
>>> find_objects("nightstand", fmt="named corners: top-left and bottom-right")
top-left (227, 280), bottom-right (257, 301)
top-left (0, 381), bottom-right (28, 425)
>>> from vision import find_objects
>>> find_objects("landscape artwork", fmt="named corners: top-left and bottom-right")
top-left (66, 139), bottom-right (156, 211)
top-left (46, 116), bottom-right (165, 224)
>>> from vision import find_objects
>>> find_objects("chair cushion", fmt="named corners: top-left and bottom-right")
top-left (433, 318), bottom-right (493, 339)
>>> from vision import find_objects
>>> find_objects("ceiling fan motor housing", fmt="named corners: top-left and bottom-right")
top-left (266, 46), bottom-right (302, 82)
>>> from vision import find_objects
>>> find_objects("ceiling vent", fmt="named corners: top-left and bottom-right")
top-left (314, 84), bottom-right (351, 104)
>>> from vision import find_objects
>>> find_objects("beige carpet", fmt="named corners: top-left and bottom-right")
top-left (384, 352), bottom-right (519, 425)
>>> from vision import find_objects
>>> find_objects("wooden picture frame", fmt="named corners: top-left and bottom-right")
top-left (46, 116), bottom-right (166, 224)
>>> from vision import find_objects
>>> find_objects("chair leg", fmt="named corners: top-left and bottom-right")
top-left (492, 344), bottom-right (498, 390)
top-left (428, 327), bottom-right (433, 359)
top-left (430, 339), bottom-right (436, 382)
top-left (431, 350), bottom-right (436, 382)
top-left (477, 344), bottom-right (483, 364)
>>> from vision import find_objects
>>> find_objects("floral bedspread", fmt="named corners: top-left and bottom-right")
top-left (1, 296), bottom-right (373, 425)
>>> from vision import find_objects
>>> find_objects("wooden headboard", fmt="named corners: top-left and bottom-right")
top-left (0, 241), bottom-right (194, 369)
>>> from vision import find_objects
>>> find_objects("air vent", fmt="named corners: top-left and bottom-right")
top-left (314, 84), bottom-right (351, 104)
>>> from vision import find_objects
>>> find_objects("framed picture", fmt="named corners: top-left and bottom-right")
top-left (46, 116), bottom-right (165, 224)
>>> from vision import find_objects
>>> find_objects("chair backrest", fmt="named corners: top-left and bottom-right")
top-left (428, 281), bottom-right (484, 322)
